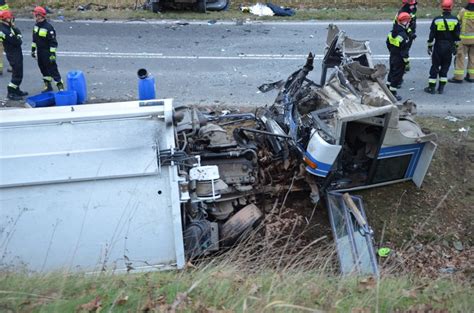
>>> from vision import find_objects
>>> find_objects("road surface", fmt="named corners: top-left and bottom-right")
top-left (1, 19), bottom-right (473, 115)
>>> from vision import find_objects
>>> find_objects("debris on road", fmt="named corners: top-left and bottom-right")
top-left (444, 115), bottom-right (460, 122)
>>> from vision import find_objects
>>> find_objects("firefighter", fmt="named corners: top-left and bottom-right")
top-left (397, 0), bottom-right (418, 54)
top-left (425, 0), bottom-right (460, 94)
top-left (31, 6), bottom-right (64, 92)
top-left (449, 0), bottom-right (474, 83)
top-left (0, 10), bottom-right (28, 100)
top-left (386, 12), bottom-right (412, 101)
top-left (0, 0), bottom-right (9, 75)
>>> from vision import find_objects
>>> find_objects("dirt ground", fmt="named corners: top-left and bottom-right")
top-left (355, 117), bottom-right (473, 278)
top-left (283, 116), bottom-right (474, 279)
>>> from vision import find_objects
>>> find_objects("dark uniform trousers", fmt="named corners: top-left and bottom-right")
top-left (429, 40), bottom-right (454, 84)
top-left (6, 46), bottom-right (22, 86)
top-left (37, 48), bottom-right (61, 84)
top-left (388, 53), bottom-right (406, 89)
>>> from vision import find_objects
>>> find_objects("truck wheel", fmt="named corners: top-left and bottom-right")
top-left (152, 2), bottom-right (162, 13)
top-left (195, 0), bottom-right (206, 13)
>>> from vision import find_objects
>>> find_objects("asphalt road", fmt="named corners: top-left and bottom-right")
top-left (1, 19), bottom-right (473, 115)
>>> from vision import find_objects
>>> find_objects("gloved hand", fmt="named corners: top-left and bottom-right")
top-left (427, 45), bottom-right (433, 56)
top-left (49, 53), bottom-right (56, 63)
top-left (31, 49), bottom-right (36, 59)
top-left (453, 43), bottom-right (459, 56)
top-left (404, 59), bottom-right (410, 72)
top-left (411, 33), bottom-right (417, 40)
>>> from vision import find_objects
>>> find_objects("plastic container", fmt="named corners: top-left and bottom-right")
top-left (26, 92), bottom-right (56, 108)
top-left (55, 90), bottom-right (78, 106)
top-left (67, 70), bottom-right (87, 104)
top-left (137, 68), bottom-right (156, 100)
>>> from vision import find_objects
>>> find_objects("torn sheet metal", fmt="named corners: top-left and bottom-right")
top-left (263, 24), bottom-right (437, 193)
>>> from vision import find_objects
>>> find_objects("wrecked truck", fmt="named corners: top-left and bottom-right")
top-left (0, 26), bottom-right (436, 275)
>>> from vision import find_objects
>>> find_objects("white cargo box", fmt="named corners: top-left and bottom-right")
top-left (0, 100), bottom-right (185, 272)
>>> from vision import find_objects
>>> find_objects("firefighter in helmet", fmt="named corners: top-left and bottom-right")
top-left (386, 12), bottom-right (412, 101)
top-left (0, 9), bottom-right (28, 100)
top-left (397, 0), bottom-right (418, 54)
top-left (0, 0), bottom-right (10, 75)
top-left (449, 0), bottom-right (474, 83)
top-left (31, 6), bottom-right (64, 92)
top-left (425, 0), bottom-right (460, 94)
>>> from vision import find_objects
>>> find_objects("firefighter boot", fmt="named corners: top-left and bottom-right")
top-left (437, 82), bottom-right (446, 94)
top-left (16, 88), bottom-right (28, 97)
top-left (42, 81), bottom-right (53, 93)
top-left (465, 75), bottom-right (474, 83)
top-left (424, 83), bottom-right (436, 94)
top-left (391, 90), bottom-right (402, 101)
top-left (448, 77), bottom-right (463, 83)
top-left (56, 81), bottom-right (65, 91)
top-left (7, 86), bottom-right (23, 101)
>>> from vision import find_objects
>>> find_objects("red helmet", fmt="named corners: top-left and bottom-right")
top-left (33, 6), bottom-right (47, 17)
top-left (397, 12), bottom-right (412, 24)
top-left (0, 10), bottom-right (13, 20)
top-left (469, 0), bottom-right (474, 4)
top-left (441, 0), bottom-right (453, 10)
top-left (402, 0), bottom-right (417, 4)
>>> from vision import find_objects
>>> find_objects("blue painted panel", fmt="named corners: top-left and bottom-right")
top-left (378, 143), bottom-right (426, 178)
top-left (304, 151), bottom-right (333, 177)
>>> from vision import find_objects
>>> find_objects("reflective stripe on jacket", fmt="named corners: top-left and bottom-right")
top-left (458, 7), bottom-right (474, 44)
top-left (32, 20), bottom-right (58, 51)
top-left (0, 0), bottom-right (9, 11)
top-left (386, 23), bottom-right (410, 59)
top-left (427, 12), bottom-right (460, 46)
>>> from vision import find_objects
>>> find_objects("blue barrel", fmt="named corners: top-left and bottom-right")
top-left (137, 68), bottom-right (156, 100)
top-left (55, 90), bottom-right (78, 106)
top-left (67, 70), bottom-right (87, 104)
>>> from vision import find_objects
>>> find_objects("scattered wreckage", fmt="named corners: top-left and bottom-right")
top-left (0, 26), bottom-right (436, 275)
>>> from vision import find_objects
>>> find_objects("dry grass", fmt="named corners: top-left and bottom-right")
top-left (11, 0), bottom-right (447, 10)
top-left (0, 234), bottom-right (471, 312)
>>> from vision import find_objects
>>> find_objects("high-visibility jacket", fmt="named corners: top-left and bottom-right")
top-left (0, 0), bottom-right (9, 12)
top-left (397, 3), bottom-right (417, 38)
top-left (458, 4), bottom-right (474, 45)
top-left (0, 22), bottom-right (22, 54)
top-left (427, 12), bottom-right (460, 47)
top-left (386, 23), bottom-right (410, 60)
top-left (32, 20), bottom-right (58, 53)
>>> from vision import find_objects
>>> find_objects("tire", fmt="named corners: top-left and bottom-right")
top-left (151, 2), bottom-right (162, 13)
top-left (195, 0), bottom-right (206, 13)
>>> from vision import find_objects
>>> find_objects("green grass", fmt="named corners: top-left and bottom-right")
top-left (1, 266), bottom-right (472, 312)
top-left (10, 6), bottom-right (444, 21)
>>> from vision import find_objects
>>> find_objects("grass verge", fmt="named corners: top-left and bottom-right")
top-left (0, 264), bottom-right (472, 312)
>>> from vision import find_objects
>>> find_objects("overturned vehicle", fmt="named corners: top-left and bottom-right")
top-left (0, 26), bottom-right (436, 275)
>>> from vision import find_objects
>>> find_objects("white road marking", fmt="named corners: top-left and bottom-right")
top-left (15, 18), bottom-right (433, 26)
top-left (22, 51), bottom-right (431, 61)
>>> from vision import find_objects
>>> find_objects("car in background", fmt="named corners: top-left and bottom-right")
top-left (150, 0), bottom-right (229, 13)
